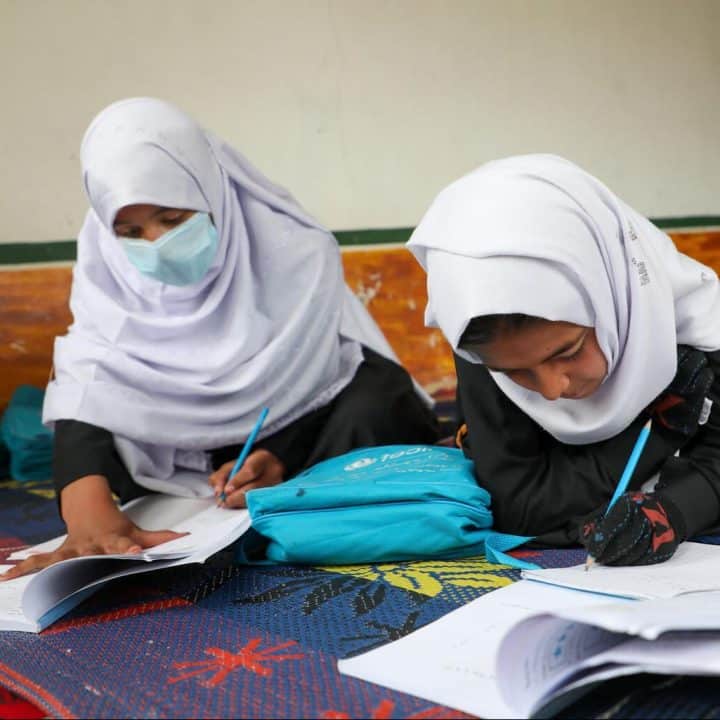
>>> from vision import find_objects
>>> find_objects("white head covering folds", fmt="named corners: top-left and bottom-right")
top-left (408, 154), bottom-right (720, 445)
top-left (44, 97), bottom-right (398, 495)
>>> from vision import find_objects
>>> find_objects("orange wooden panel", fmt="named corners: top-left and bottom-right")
top-left (0, 229), bottom-right (718, 411)
top-left (0, 267), bottom-right (73, 410)
top-left (341, 247), bottom-right (457, 400)
top-left (669, 231), bottom-right (720, 276)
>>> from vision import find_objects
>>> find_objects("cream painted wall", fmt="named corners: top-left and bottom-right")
top-left (1, 0), bottom-right (718, 243)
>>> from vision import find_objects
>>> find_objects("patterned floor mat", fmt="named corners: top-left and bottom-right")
top-left (0, 479), bottom-right (719, 719)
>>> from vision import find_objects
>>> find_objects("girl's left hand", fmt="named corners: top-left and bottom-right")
top-left (209, 449), bottom-right (286, 508)
top-left (647, 345), bottom-right (714, 436)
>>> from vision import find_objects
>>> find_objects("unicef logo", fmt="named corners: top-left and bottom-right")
top-left (344, 457), bottom-right (377, 471)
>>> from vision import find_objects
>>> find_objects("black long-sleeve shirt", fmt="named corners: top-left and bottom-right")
top-left (52, 408), bottom-right (329, 502)
top-left (454, 349), bottom-right (720, 545)
top-left (52, 347), bottom-right (439, 502)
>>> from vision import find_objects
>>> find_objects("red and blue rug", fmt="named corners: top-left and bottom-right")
top-left (0, 478), bottom-right (719, 719)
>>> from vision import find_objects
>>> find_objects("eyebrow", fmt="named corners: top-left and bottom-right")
top-left (112, 207), bottom-right (176, 229)
top-left (486, 328), bottom-right (588, 372)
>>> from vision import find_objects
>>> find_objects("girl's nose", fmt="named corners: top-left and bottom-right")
top-left (534, 366), bottom-right (570, 401)
top-left (142, 223), bottom-right (166, 242)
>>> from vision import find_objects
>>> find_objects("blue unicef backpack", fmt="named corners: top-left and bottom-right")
top-left (238, 445), bottom-right (537, 570)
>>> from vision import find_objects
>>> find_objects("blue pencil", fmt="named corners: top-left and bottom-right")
top-left (219, 406), bottom-right (270, 504)
top-left (585, 417), bottom-right (652, 569)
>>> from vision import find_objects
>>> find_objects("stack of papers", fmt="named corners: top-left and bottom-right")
top-left (339, 541), bottom-right (720, 718)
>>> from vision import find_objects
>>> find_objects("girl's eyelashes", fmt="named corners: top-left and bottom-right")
top-left (113, 207), bottom-right (195, 241)
top-left (160, 211), bottom-right (189, 226)
top-left (117, 226), bottom-right (142, 238)
top-left (560, 338), bottom-right (586, 362)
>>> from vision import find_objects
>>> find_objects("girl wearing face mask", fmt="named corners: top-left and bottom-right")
top-left (3, 98), bottom-right (439, 579)
top-left (409, 154), bottom-right (720, 567)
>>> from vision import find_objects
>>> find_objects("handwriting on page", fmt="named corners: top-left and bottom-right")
top-left (513, 619), bottom-right (622, 699)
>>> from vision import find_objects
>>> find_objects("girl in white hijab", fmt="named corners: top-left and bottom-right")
top-left (4, 98), bottom-right (438, 579)
top-left (409, 154), bottom-right (720, 566)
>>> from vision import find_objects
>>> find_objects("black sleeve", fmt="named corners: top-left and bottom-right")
top-left (210, 404), bottom-right (328, 479)
top-left (211, 346), bottom-right (439, 479)
top-left (654, 350), bottom-right (720, 538)
top-left (454, 353), bottom-right (686, 544)
top-left (53, 419), bottom-right (145, 504)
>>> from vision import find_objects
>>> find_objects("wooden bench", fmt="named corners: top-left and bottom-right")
top-left (1, 227), bottom-right (719, 412)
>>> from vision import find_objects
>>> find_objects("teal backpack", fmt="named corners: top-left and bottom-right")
top-left (238, 444), bottom-right (537, 570)
top-left (0, 385), bottom-right (53, 482)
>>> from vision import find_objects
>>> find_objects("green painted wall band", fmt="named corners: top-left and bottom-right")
top-left (648, 216), bottom-right (720, 229)
top-left (1, 217), bottom-right (718, 266)
top-left (0, 241), bottom-right (77, 266)
top-left (333, 228), bottom-right (414, 246)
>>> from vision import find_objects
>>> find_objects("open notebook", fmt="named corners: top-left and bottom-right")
top-left (0, 495), bottom-right (250, 632)
top-left (339, 541), bottom-right (720, 719)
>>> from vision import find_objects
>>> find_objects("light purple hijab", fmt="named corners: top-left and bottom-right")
top-left (44, 98), bottom-right (398, 495)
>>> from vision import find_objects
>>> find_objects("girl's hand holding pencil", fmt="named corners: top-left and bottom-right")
top-left (580, 417), bottom-right (685, 567)
top-left (579, 491), bottom-right (685, 566)
top-left (208, 407), bottom-right (284, 508)
top-left (209, 449), bottom-right (285, 508)
top-left (580, 343), bottom-right (715, 569)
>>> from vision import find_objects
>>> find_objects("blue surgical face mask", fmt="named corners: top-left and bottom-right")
top-left (122, 212), bottom-right (219, 286)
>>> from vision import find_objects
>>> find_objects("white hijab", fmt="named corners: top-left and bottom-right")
top-left (408, 154), bottom-right (720, 445)
top-left (44, 97), bottom-right (398, 495)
